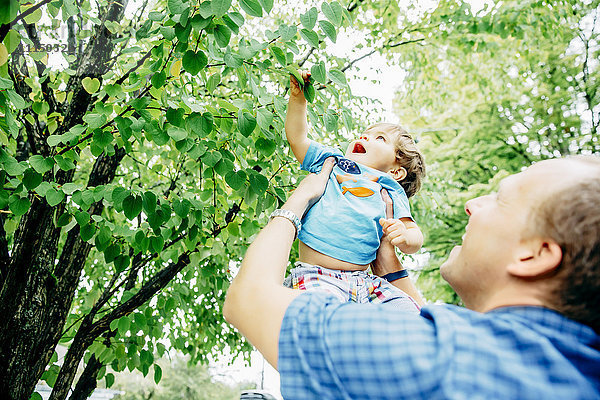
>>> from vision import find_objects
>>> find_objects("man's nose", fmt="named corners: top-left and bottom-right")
top-left (464, 197), bottom-right (480, 216)
top-left (465, 195), bottom-right (489, 216)
top-left (359, 135), bottom-right (368, 140)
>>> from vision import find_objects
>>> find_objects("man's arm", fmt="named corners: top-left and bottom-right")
top-left (373, 189), bottom-right (425, 306)
top-left (223, 158), bottom-right (336, 369)
top-left (285, 73), bottom-right (311, 164)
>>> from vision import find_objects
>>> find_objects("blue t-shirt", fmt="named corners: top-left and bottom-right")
top-left (299, 140), bottom-right (412, 264)
top-left (279, 292), bottom-right (600, 400)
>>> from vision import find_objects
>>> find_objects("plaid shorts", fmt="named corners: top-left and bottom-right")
top-left (284, 262), bottom-right (421, 313)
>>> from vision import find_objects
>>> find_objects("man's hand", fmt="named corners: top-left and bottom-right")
top-left (285, 157), bottom-right (335, 218)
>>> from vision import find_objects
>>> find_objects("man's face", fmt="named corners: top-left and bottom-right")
top-left (344, 127), bottom-right (401, 175)
top-left (440, 159), bottom-right (579, 309)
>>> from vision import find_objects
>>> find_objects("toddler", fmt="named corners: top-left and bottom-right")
top-left (281, 72), bottom-right (426, 311)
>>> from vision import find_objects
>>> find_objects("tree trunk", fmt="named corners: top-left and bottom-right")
top-left (69, 355), bottom-right (103, 400)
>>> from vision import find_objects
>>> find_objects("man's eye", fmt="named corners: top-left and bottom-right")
top-left (376, 136), bottom-right (385, 141)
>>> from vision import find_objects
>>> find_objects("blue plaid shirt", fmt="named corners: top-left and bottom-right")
top-left (278, 292), bottom-right (600, 399)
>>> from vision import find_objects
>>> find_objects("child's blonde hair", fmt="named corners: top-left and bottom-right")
top-left (365, 123), bottom-right (426, 198)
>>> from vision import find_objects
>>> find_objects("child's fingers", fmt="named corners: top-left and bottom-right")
top-left (301, 71), bottom-right (311, 82)
top-left (379, 217), bottom-right (393, 231)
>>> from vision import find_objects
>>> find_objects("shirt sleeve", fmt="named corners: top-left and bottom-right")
top-left (389, 187), bottom-right (412, 220)
top-left (301, 140), bottom-right (343, 173)
top-left (278, 292), bottom-right (450, 400)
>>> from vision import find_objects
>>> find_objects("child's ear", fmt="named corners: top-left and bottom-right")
top-left (389, 167), bottom-right (407, 181)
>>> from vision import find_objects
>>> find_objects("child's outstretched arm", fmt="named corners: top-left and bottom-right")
top-left (379, 217), bottom-right (424, 255)
top-left (285, 72), bottom-right (311, 164)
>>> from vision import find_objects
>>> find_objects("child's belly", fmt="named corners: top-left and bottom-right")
top-left (299, 241), bottom-right (370, 271)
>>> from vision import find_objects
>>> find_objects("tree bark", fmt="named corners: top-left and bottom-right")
top-left (69, 355), bottom-right (103, 400)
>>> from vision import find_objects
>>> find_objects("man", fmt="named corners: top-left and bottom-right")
top-left (223, 156), bottom-right (600, 399)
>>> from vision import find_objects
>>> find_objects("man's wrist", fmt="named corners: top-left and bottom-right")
top-left (381, 269), bottom-right (409, 282)
top-left (270, 209), bottom-right (302, 240)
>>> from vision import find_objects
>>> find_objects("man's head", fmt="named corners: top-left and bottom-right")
top-left (345, 123), bottom-right (425, 198)
top-left (440, 156), bottom-right (600, 331)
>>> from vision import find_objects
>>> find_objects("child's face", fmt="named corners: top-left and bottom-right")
top-left (345, 126), bottom-right (405, 180)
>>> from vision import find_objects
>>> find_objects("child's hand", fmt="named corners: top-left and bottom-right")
top-left (379, 218), bottom-right (409, 248)
top-left (289, 71), bottom-right (311, 101)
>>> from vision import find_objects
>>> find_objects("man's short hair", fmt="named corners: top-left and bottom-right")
top-left (531, 155), bottom-right (600, 332)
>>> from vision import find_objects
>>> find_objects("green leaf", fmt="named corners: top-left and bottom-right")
top-left (206, 73), bottom-right (221, 93)
top-left (114, 254), bottom-right (130, 273)
top-left (257, 0), bottom-right (273, 13)
top-left (173, 199), bottom-right (191, 218)
top-left (168, 0), bottom-right (188, 15)
top-left (225, 170), bottom-right (247, 190)
top-left (213, 24), bottom-right (231, 47)
top-left (182, 50), bottom-right (208, 75)
top-left (255, 138), bottom-right (276, 156)
top-left (0, 190), bottom-right (8, 209)
top-left (81, 77), bottom-right (100, 94)
top-left (56, 213), bottom-right (72, 227)
top-left (151, 71), bottom-right (167, 89)
top-left (328, 69), bottom-right (347, 86)
top-left (83, 113), bottom-right (107, 130)
top-left (202, 151), bottom-right (222, 167)
top-left (299, 29), bottom-right (319, 48)
top-left (29, 393), bottom-right (43, 400)
top-left (278, 24), bottom-right (297, 41)
top-left (303, 80), bottom-right (316, 103)
top-left (104, 243), bottom-right (120, 263)
top-left (105, 373), bottom-right (115, 388)
top-left (9, 195), bottom-right (30, 216)
top-left (54, 155), bottom-right (76, 171)
top-left (311, 61), bottom-right (327, 83)
top-left (6, 90), bottom-right (27, 109)
top-left (117, 316), bottom-right (130, 335)
top-left (167, 126), bottom-right (188, 141)
top-left (211, 0), bottom-right (232, 17)
top-left (143, 191), bottom-right (157, 214)
top-left (300, 7), bottom-right (318, 30)
top-left (318, 20), bottom-right (337, 42)
top-left (256, 108), bottom-right (273, 130)
top-left (45, 188), bottom-right (65, 207)
top-left (270, 46), bottom-right (287, 66)
top-left (0, 76), bottom-right (14, 90)
top-left (224, 52), bottom-right (243, 68)
top-left (93, 130), bottom-right (113, 148)
top-left (321, 2), bottom-right (343, 26)
top-left (237, 111), bottom-right (256, 137)
top-left (23, 168), bottom-right (42, 190)
top-left (239, 0), bottom-right (262, 17)
top-left (123, 194), bottom-right (143, 220)
top-left (154, 364), bottom-right (163, 384)
top-left (248, 172), bottom-right (269, 195)
top-left (151, 235), bottom-right (165, 253)
top-left (80, 223), bottom-right (96, 241)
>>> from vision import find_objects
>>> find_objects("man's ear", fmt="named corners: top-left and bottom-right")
top-left (507, 238), bottom-right (562, 278)
top-left (389, 167), bottom-right (407, 181)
